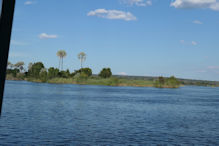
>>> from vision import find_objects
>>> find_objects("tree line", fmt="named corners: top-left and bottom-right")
top-left (7, 50), bottom-right (112, 82)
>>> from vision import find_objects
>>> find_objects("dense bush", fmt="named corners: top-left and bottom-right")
top-left (75, 68), bottom-right (92, 77)
top-left (154, 76), bottom-right (180, 88)
top-left (166, 76), bottom-right (180, 87)
top-left (74, 72), bottom-right (88, 83)
top-left (58, 70), bottom-right (70, 78)
top-left (7, 69), bottom-right (20, 77)
top-left (107, 77), bottom-right (119, 86)
top-left (99, 68), bottom-right (112, 78)
top-left (39, 68), bottom-right (48, 82)
top-left (48, 67), bottom-right (59, 79)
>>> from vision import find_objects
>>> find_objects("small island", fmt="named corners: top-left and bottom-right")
top-left (6, 50), bottom-right (219, 88)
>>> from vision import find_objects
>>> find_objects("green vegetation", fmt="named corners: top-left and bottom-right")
top-left (6, 51), bottom-right (219, 88)
top-left (75, 68), bottom-right (92, 77)
top-left (99, 68), bottom-right (112, 78)
top-left (154, 76), bottom-right (180, 88)
top-left (28, 62), bottom-right (44, 78)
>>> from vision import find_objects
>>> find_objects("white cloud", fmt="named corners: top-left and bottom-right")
top-left (117, 72), bottom-right (128, 75)
top-left (193, 20), bottom-right (203, 24)
top-left (209, 2), bottom-right (219, 10)
top-left (121, 0), bottom-right (152, 7)
top-left (170, 0), bottom-right (219, 11)
top-left (87, 9), bottom-right (137, 21)
top-left (191, 41), bottom-right (197, 45)
top-left (24, 1), bottom-right (34, 5)
top-left (39, 33), bottom-right (58, 39)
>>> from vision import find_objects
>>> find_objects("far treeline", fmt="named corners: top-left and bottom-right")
top-left (6, 50), bottom-right (217, 88)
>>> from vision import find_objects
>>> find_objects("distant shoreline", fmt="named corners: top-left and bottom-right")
top-left (6, 75), bottom-right (219, 88)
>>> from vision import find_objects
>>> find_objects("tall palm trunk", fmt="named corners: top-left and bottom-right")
top-left (58, 57), bottom-right (61, 70)
top-left (61, 57), bottom-right (63, 70)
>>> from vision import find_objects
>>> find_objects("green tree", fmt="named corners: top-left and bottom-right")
top-left (78, 52), bottom-right (86, 69)
top-left (154, 76), bottom-right (165, 88)
top-left (7, 68), bottom-right (19, 77)
top-left (48, 67), bottom-right (59, 79)
top-left (66, 69), bottom-right (70, 77)
top-left (58, 69), bottom-right (70, 78)
top-left (99, 68), bottom-right (112, 78)
top-left (158, 76), bottom-right (165, 85)
top-left (74, 72), bottom-right (88, 83)
top-left (28, 62), bottom-right (44, 78)
top-left (39, 68), bottom-right (48, 82)
top-left (57, 50), bottom-right (67, 70)
top-left (75, 68), bottom-right (92, 77)
top-left (166, 76), bottom-right (180, 88)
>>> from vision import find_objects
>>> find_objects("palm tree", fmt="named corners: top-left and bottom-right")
top-left (56, 50), bottom-right (67, 70)
top-left (78, 52), bottom-right (86, 69)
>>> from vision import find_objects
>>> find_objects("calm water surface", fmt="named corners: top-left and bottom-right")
top-left (0, 80), bottom-right (219, 145)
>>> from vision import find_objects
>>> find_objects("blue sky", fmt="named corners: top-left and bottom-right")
top-left (8, 0), bottom-right (219, 81)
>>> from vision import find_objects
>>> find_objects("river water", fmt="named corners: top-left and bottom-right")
top-left (0, 80), bottom-right (219, 145)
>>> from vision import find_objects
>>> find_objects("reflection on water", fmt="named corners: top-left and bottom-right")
top-left (0, 81), bottom-right (219, 145)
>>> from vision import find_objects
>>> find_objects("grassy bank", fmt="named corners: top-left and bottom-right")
top-left (7, 74), bottom-right (219, 88)
top-left (46, 77), bottom-right (156, 87)
top-left (7, 61), bottom-right (219, 88)
top-left (7, 74), bottom-right (181, 88)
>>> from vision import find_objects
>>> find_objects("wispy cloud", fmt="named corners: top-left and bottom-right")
top-left (191, 41), bottom-right (197, 45)
top-left (9, 52), bottom-right (29, 58)
top-left (197, 66), bottom-right (219, 74)
top-left (24, 1), bottom-right (34, 5)
top-left (180, 40), bottom-right (198, 46)
top-left (87, 9), bottom-right (137, 21)
top-left (39, 33), bottom-right (58, 39)
top-left (208, 66), bottom-right (219, 69)
top-left (193, 20), bottom-right (203, 24)
top-left (197, 70), bottom-right (207, 73)
top-left (170, 0), bottom-right (219, 11)
top-left (11, 40), bottom-right (28, 46)
top-left (117, 72), bottom-right (128, 75)
top-left (180, 40), bottom-right (185, 44)
top-left (121, 0), bottom-right (152, 7)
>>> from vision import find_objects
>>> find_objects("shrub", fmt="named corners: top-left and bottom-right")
top-left (108, 77), bottom-right (119, 86)
top-left (39, 68), bottom-right (48, 82)
top-left (7, 69), bottom-right (20, 77)
top-left (154, 76), bottom-right (180, 88)
top-left (99, 68), bottom-right (112, 78)
top-left (74, 68), bottom-right (92, 77)
top-left (28, 62), bottom-right (44, 78)
top-left (166, 76), bottom-right (180, 88)
top-left (74, 72), bottom-right (88, 83)
top-left (48, 67), bottom-right (59, 79)
top-left (58, 71), bottom-right (68, 78)
top-left (16, 73), bottom-right (25, 80)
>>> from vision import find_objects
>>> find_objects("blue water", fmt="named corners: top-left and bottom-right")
top-left (0, 80), bottom-right (219, 145)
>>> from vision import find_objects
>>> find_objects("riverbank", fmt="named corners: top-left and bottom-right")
top-left (7, 72), bottom-right (219, 88)
top-left (6, 75), bottom-right (181, 88)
